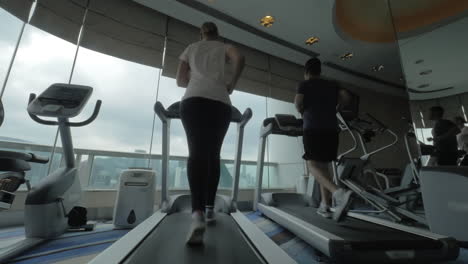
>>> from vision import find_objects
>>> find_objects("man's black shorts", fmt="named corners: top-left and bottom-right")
top-left (302, 130), bottom-right (339, 162)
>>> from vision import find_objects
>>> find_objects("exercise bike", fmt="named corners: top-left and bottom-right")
top-left (0, 83), bottom-right (101, 262)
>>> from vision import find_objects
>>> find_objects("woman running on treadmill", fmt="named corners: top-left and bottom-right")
top-left (176, 22), bottom-right (245, 245)
top-left (294, 58), bottom-right (353, 222)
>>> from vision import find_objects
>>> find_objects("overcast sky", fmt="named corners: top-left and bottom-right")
top-left (0, 8), bottom-right (301, 162)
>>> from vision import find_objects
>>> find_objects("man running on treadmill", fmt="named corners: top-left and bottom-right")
top-left (294, 58), bottom-right (353, 222)
top-left (427, 106), bottom-right (460, 166)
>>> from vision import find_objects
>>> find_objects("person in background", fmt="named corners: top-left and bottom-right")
top-left (427, 106), bottom-right (460, 166)
top-left (176, 22), bottom-right (245, 245)
top-left (294, 57), bottom-right (353, 222)
top-left (454, 116), bottom-right (468, 165)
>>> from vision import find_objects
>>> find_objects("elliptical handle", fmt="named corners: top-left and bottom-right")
top-left (67, 100), bottom-right (102, 127)
top-left (28, 93), bottom-right (59, 126)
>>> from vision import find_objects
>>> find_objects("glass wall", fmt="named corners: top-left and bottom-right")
top-left (266, 97), bottom-right (304, 189)
top-left (231, 90), bottom-right (268, 188)
top-left (152, 75), bottom-right (188, 157)
top-left (0, 3), bottom-right (293, 192)
top-left (70, 47), bottom-right (159, 153)
top-left (68, 45), bottom-right (158, 190)
top-left (0, 8), bottom-right (23, 86)
top-left (0, 5), bottom-right (79, 183)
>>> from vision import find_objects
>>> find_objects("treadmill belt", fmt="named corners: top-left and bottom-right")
top-left (277, 204), bottom-right (441, 250)
top-left (124, 212), bottom-right (264, 264)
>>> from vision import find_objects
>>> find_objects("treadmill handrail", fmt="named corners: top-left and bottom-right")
top-left (154, 101), bottom-right (168, 122)
top-left (260, 117), bottom-right (303, 137)
top-left (154, 100), bottom-right (251, 124)
top-left (239, 108), bottom-right (252, 128)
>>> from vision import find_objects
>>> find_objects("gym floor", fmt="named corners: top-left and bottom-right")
top-left (0, 213), bottom-right (466, 264)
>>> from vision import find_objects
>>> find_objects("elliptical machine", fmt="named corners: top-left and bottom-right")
top-left (334, 112), bottom-right (427, 225)
top-left (0, 83), bottom-right (101, 262)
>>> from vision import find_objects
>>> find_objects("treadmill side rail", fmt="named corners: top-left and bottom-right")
top-left (89, 212), bottom-right (166, 264)
top-left (231, 211), bottom-right (297, 264)
top-left (258, 204), bottom-right (342, 256)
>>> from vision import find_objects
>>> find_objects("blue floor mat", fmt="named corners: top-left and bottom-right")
top-left (1, 224), bottom-right (129, 264)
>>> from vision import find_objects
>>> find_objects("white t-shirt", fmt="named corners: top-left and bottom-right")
top-left (457, 126), bottom-right (468, 151)
top-left (179, 40), bottom-right (231, 105)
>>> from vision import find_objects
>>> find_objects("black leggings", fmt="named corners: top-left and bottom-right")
top-left (180, 97), bottom-right (231, 212)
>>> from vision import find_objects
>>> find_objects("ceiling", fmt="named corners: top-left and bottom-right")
top-left (397, 12), bottom-right (468, 100)
top-left (135, 0), bottom-right (468, 99)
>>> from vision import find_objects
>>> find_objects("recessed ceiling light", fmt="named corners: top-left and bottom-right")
top-left (340, 52), bottom-right (353, 60)
top-left (399, 77), bottom-right (405, 81)
top-left (418, 84), bottom-right (430, 89)
top-left (305, 37), bottom-right (319, 46)
top-left (415, 59), bottom-right (424, 64)
top-left (420, 70), bottom-right (433, 75)
top-left (372, 65), bottom-right (385, 72)
top-left (260, 16), bottom-right (275, 27)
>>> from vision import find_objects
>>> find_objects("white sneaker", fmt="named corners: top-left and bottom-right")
top-left (316, 203), bottom-right (332, 219)
top-left (186, 213), bottom-right (205, 245)
top-left (332, 189), bottom-right (353, 222)
top-left (205, 208), bottom-right (216, 226)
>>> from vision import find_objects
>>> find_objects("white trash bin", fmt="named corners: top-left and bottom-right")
top-left (113, 168), bottom-right (156, 229)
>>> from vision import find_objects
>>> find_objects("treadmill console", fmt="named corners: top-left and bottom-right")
top-left (28, 83), bottom-right (93, 118)
top-left (275, 114), bottom-right (302, 128)
top-left (274, 114), bottom-right (303, 136)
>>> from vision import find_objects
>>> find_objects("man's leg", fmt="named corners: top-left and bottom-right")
top-left (306, 160), bottom-right (337, 193)
top-left (307, 160), bottom-right (352, 221)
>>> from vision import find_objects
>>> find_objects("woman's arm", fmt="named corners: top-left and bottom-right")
top-left (226, 45), bottom-right (245, 94)
top-left (176, 60), bottom-right (190, 88)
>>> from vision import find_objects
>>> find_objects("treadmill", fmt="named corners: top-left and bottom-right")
top-left (90, 101), bottom-right (296, 264)
top-left (253, 114), bottom-right (459, 263)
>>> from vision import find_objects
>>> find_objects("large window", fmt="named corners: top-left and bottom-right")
top-left (1, 25), bottom-right (77, 145)
top-left (153, 76), bottom-right (188, 157)
top-left (69, 45), bottom-right (159, 189)
top-left (266, 97), bottom-right (304, 189)
top-left (0, 4), bottom-right (294, 192)
top-left (229, 90), bottom-right (268, 188)
top-left (70, 47), bottom-right (158, 153)
top-left (0, 8), bottom-right (23, 86)
top-left (89, 156), bottom-right (148, 189)
top-left (0, 14), bottom-right (79, 184)
top-left (225, 90), bottom-right (267, 161)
